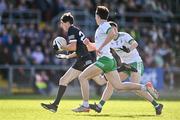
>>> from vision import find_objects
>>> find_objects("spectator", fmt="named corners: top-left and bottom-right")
top-left (31, 46), bottom-right (45, 64)
top-left (35, 71), bottom-right (52, 95)
top-left (0, 0), bottom-right (7, 12)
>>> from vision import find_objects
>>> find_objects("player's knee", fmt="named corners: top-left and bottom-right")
top-left (78, 74), bottom-right (87, 82)
top-left (78, 74), bottom-right (83, 82)
top-left (59, 77), bottom-right (68, 86)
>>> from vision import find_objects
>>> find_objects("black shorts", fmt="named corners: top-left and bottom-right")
top-left (72, 55), bottom-right (96, 71)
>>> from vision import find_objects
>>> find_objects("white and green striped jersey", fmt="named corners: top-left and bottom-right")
top-left (95, 21), bottom-right (113, 59)
top-left (111, 32), bottom-right (142, 64)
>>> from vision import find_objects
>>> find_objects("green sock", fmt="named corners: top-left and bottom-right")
top-left (98, 100), bottom-right (105, 108)
top-left (151, 100), bottom-right (159, 108)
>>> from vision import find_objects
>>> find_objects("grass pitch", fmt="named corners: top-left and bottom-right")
top-left (0, 96), bottom-right (180, 120)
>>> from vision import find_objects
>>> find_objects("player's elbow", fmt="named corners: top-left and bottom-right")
top-left (83, 38), bottom-right (90, 45)
top-left (134, 41), bottom-right (138, 48)
top-left (111, 30), bottom-right (117, 39)
top-left (108, 29), bottom-right (116, 40)
top-left (131, 40), bottom-right (138, 49)
top-left (65, 44), bottom-right (76, 51)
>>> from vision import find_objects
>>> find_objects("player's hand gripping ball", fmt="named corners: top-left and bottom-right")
top-left (53, 37), bottom-right (67, 51)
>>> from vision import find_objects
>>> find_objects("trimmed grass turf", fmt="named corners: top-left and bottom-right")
top-left (0, 98), bottom-right (180, 120)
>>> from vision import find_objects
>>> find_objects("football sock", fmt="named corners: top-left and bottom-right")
top-left (141, 85), bottom-right (147, 91)
top-left (82, 101), bottom-right (89, 108)
top-left (98, 100), bottom-right (105, 108)
top-left (53, 85), bottom-right (66, 106)
top-left (151, 100), bottom-right (159, 108)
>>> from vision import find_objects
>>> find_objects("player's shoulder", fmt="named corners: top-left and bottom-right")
top-left (68, 26), bottom-right (79, 40)
top-left (119, 32), bottom-right (129, 36)
top-left (99, 22), bottom-right (111, 33)
top-left (68, 25), bottom-right (80, 33)
top-left (99, 22), bottom-right (111, 28)
top-left (68, 25), bottom-right (81, 40)
top-left (119, 32), bottom-right (132, 38)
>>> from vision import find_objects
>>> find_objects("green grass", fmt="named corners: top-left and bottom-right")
top-left (0, 98), bottom-right (180, 120)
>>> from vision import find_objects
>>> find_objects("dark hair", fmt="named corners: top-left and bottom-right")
top-left (109, 21), bottom-right (118, 28)
top-left (60, 12), bottom-right (74, 24)
top-left (96, 6), bottom-right (109, 20)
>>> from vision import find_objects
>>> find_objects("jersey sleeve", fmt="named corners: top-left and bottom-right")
top-left (124, 33), bottom-right (134, 44)
top-left (101, 22), bottom-right (112, 34)
top-left (68, 27), bottom-right (86, 42)
top-left (68, 27), bottom-right (78, 41)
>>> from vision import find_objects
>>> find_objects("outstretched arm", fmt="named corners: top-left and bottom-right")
top-left (129, 40), bottom-right (138, 51)
top-left (61, 40), bottom-right (77, 51)
top-left (97, 28), bottom-right (116, 53)
top-left (83, 38), bottom-right (96, 51)
top-left (56, 52), bottom-right (77, 59)
top-left (61, 38), bottom-right (96, 52)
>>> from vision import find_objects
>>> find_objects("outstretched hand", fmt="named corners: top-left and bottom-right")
top-left (83, 38), bottom-right (90, 45)
top-left (120, 46), bottom-right (130, 53)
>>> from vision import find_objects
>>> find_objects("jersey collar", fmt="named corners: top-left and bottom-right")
top-left (99, 20), bottom-right (107, 26)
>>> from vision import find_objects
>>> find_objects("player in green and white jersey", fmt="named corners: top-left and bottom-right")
top-left (72, 6), bottom-right (159, 113)
top-left (89, 21), bottom-right (163, 115)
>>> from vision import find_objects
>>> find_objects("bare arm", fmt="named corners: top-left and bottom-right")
top-left (56, 52), bottom-right (77, 59)
top-left (83, 38), bottom-right (96, 51)
top-left (62, 38), bottom-right (96, 52)
top-left (66, 52), bottom-right (77, 58)
top-left (61, 40), bottom-right (77, 51)
top-left (129, 40), bottom-right (138, 51)
top-left (98, 28), bottom-right (116, 52)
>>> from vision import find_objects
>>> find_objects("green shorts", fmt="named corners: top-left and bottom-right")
top-left (123, 62), bottom-right (144, 76)
top-left (95, 56), bottom-right (117, 73)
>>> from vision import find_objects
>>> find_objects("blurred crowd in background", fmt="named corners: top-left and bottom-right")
top-left (0, 0), bottom-right (180, 93)
top-left (0, 0), bottom-right (179, 66)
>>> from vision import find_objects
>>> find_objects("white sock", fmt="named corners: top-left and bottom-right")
top-left (97, 104), bottom-right (102, 108)
top-left (155, 104), bottom-right (159, 108)
top-left (141, 85), bottom-right (147, 91)
top-left (82, 101), bottom-right (89, 108)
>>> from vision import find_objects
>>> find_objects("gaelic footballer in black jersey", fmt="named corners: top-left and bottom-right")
top-left (67, 25), bottom-right (96, 71)
top-left (41, 12), bottom-right (107, 113)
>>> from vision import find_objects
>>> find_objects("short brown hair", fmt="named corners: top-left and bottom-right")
top-left (96, 6), bottom-right (109, 20)
top-left (60, 12), bottom-right (74, 24)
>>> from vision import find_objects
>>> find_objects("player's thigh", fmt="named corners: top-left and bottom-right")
top-left (119, 72), bottom-right (129, 81)
top-left (79, 64), bottom-right (103, 80)
top-left (104, 70), bottom-right (122, 89)
top-left (130, 72), bottom-right (141, 83)
top-left (130, 61), bottom-right (144, 83)
top-left (59, 67), bottom-right (81, 85)
top-left (92, 74), bottom-right (107, 86)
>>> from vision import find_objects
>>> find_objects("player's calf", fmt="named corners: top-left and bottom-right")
top-left (146, 82), bottom-right (159, 99)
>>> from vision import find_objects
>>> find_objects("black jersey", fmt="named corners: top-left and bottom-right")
top-left (67, 25), bottom-right (89, 57)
